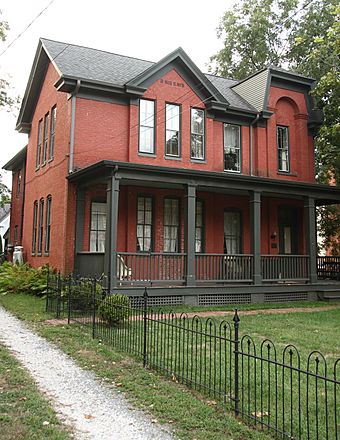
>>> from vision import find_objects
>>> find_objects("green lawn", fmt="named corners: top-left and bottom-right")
top-left (0, 293), bottom-right (271, 440)
top-left (1, 293), bottom-right (339, 440)
top-left (0, 343), bottom-right (71, 440)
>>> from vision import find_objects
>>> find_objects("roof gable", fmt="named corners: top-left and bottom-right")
top-left (125, 47), bottom-right (228, 105)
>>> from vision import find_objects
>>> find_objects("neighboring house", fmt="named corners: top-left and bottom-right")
top-left (0, 203), bottom-right (10, 254)
top-left (3, 38), bottom-right (340, 304)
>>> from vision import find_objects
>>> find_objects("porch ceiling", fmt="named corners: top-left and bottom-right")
top-left (67, 160), bottom-right (340, 204)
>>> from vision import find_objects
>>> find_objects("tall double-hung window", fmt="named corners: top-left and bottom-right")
top-left (224, 211), bottom-right (242, 254)
top-left (224, 124), bottom-right (241, 172)
top-left (32, 201), bottom-right (38, 255)
top-left (90, 203), bottom-right (106, 252)
top-left (45, 195), bottom-right (52, 254)
top-left (139, 99), bottom-right (155, 154)
top-left (137, 196), bottom-right (153, 252)
top-left (49, 106), bottom-right (57, 160)
top-left (36, 120), bottom-right (43, 168)
top-left (165, 103), bottom-right (180, 157)
top-left (37, 198), bottom-right (44, 254)
top-left (190, 108), bottom-right (205, 160)
top-left (42, 113), bottom-right (49, 165)
top-left (195, 201), bottom-right (204, 253)
top-left (163, 198), bottom-right (179, 252)
top-left (277, 126), bottom-right (290, 172)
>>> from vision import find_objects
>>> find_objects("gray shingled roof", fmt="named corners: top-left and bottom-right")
top-left (41, 38), bottom-right (256, 113)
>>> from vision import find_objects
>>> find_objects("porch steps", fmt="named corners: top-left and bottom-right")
top-left (318, 289), bottom-right (340, 301)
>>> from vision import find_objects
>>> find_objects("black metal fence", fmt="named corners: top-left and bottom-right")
top-left (46, 274), bottom-right (340, 439)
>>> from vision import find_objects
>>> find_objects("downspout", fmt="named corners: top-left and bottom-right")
top-left (250, 113), bottom-right (260, 176)
top-left (69, 80), bottom-right (81, 173)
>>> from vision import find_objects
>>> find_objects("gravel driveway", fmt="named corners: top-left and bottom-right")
top-left (0, 307), bottom-right (174, 440)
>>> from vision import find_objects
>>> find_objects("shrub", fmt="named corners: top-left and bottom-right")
top-left (98, 294), bottom-right (131, 326)
top-left (0, 262), bottom-right (48, 297)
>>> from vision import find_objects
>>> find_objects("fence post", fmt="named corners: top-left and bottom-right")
top-left (143, 287), bottom-right (148, 367)
top-left (67, 274), bottom-right (72, 325)
top-left (92, 278), bottom-right (97, 339)
top-left (56, 272), bottom-right (61, 319)
top-left (233, 309), bottom-right (240, 416)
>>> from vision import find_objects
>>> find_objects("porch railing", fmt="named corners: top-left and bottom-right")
top-left (261, 255), bottom-right (309, 282)
top-left (195, 254), bottom-right (253, 283)
top-left (117, 252), bottom-right (186, 285)
top-left (317, 256), bottom-right (340, 280)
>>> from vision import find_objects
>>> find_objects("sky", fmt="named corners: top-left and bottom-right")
top-left (0, 0), bottom-right (234, 188)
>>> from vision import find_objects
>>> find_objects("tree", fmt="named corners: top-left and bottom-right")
top-left (0, 174), bottom-right (10, 207)
top-left (211, 0), bottom-right (340, 252)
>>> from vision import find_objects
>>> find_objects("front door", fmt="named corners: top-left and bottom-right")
top-left (278, 206), bottom-right (298, 254)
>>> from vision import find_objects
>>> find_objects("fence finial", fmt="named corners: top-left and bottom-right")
top-left (233, 308), bottom-right (240, 323)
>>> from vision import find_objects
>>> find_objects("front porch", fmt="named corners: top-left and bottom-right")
top-left (69, 160), bottom-right (340, 301)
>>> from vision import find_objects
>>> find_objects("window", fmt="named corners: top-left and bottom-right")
top-left (36, 120), bottom-right (43, 168)
top-left (224, 211), bottom-right (242, 254)
top-left (90, 202), bottom-right (106, 252)
top-left (195, 201), bottom-right (204, 253)
top-left (42, 113), bottom-right (49, 165)
top-left (139, 99), bottom-right (155, 154)
top-left (49, 106), bottom-right (56, 160)
top-left (190, 108), bottom-right (205, 160)
top-left (32, 201), bottom-right (38, 255)
top-left (16, 169), bottom-right (22, 197)
top-left (165, 103), bottom-right (180, 157)
top-left (277, 126), bottom-right (290, 172)
top-left (37, 198), bottom-right (44, 255)
top-left (224, 124), bottom-right (241, 172)
top-left (137, 196), bottom-right (153, 251)
top-left (164, 199), bottom-right (179, 252)
top-left (45, 195), bottom-right (52, 254)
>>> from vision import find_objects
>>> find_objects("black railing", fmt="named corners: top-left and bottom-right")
top-left (317, 256), bottom-right (340, 280)
top-left (48, 275), bottom-right (340, 440)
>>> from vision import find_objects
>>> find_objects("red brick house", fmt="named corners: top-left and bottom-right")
top-left (4, 38), bottom-right (340, 304)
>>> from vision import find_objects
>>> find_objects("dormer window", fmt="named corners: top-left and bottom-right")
top-left (224, 124), bottom-right (241, 172)
top-left (190, 108), bottom-right (205, 160)
top-left (139, 99), bottom-right (155, 154)
top-left (277, 126), bottom-right (290, 172)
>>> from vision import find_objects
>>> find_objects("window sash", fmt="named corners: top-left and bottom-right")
top-left (165, 104), bottom-right (180, 157)
top-left (139, 100), bottom-right (155, 153)
top-left (195, 201), bottom-right (204, 253)
top-left (224, 124), bottom-right (241, 172)
top-left (277, 126), bottom-right (290, 172)
top-left (42, 113), bottom-right (49, 164)
top-left (36, 120), bottom-right (43, 168)
top-left (37, 199), bottom-right (44, 254)
top-left (45, 196), bottom-right (52, 254)
top-left (224, 211), bottom-right (242, 254)
top-left (32, 202), bottom-right (38, 254)
top-left (190, 109), bottom-right (205, 160)
top-left (90, 202), bottom-right (106, 252)
top-left (137, 196), bottom-right (153, 252)
top-left (164, 199), bottom-right (179, 252)
top-left (49, 106), bottom-right (56, 160)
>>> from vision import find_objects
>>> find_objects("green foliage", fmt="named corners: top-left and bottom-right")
top-left (0, 262), bottom-right (48, 296)
top-left (98, 294), bottom-right (131, 326)
top-left (0, 172), bottom-right (11, 206)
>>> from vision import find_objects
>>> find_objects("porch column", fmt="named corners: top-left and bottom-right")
top-left (250, 190), bottom-right (262, 285)
top-left (185, 184), bottom-right (196, 286)
top-left (74, 187), bottom-right (85, 273)
top-left (304, 196), bottom-right (317, 283)
top-left (105, 174), bottom-right (120, 290)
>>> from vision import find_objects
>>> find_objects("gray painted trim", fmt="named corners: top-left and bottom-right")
top-left (250, 191), bottom-right (262, 285)
top-left (304, 196), bottom-right (318, 283)
top-left (109, 175), bottom-right (120, 288)
top-left (185, 185), bottom-right (196, 286)
top-left (2, 146), bottom-right (27, 171)
top-left (67, 161), bottom-right (340, 203)
top-left (74, 188), bottom-right (85, 273)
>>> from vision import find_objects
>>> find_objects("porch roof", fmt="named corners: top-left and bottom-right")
top-left (67, 160), bottom-right (340, 205)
